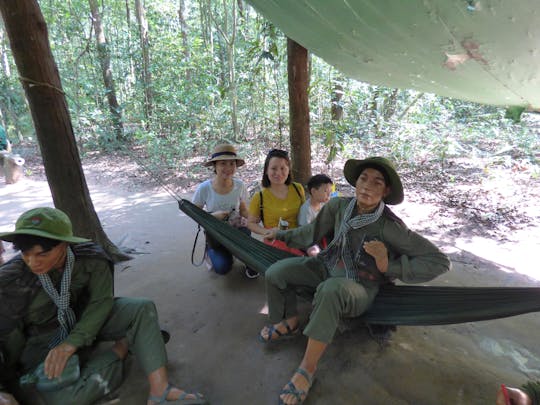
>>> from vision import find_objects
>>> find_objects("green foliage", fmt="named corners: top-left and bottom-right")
top-left (0, 0), bottom-right (537, 173)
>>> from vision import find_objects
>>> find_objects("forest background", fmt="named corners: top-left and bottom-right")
top-left (0, 0), bottom-right (539, 239)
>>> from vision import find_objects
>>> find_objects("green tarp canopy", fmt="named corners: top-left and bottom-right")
top-left (245, 0), bottom-right (540, 110)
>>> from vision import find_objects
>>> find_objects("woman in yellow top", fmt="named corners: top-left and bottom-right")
top-left (247, 149), bottom-right (305, 255)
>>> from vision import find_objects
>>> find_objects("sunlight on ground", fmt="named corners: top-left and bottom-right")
top-left (455, 236), bottom-right (540, 281)
top-left (392, 199), bottom-right (540, 282)
top-left (0, 178), bottom-right (171, 231)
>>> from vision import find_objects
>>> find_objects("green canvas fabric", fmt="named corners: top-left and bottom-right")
top-left (245, 0), bottom-right (540, 110)
top-left (179, 198), bottom-right (540, 326)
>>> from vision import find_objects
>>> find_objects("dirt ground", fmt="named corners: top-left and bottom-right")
top-left (1, 150), bottom-right (540, 405)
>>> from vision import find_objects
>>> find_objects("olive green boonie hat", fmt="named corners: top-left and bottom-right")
top-left (0, 207), bottom-right (90, 243)
top-left (343, 156), bottom-right (404, 205)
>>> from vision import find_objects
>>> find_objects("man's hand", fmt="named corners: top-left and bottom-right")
top-left (496, 385), bottom-right (532, 405)
top-left (263, 228), bottom-right (278, 241)
top-left (306, 245), bottom-right (320, 257)
top-left (363, 240), bottom-right (389, 273)
top-left (44, 342), bottom-right (77, 379)
top-left (0, 392), bottom-right (19, 405)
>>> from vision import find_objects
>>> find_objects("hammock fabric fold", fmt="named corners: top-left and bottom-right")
top-left (179, 199), bottom-right (540, 326)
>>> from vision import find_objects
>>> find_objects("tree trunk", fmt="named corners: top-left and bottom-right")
top-left (227, 42), bottom-right (239, 141)
top-left (88, 0), bottom-right (124, 141)
top-left (367, 87), bottom-right (381, 134)
top-left (135, 0), bottom-right (153, 126)
top-left (0, 0), bottom-right (129, 262)
top-left (209, 0), bottom-right (239, 141)
top-left (178, 0), bottom-right (191, 82)
top-left (397, 92), bottom-right (424, 121)
top-left (383, 88), bottom-right (399, 122)
top-left (287, 38), bottom-right (311, 185)
top-left (178, 0), bottom-right (190, 60)
top-left (331, 80), bottom-right (344, 121)
top-left (0, 27), bottom-right (11, 77)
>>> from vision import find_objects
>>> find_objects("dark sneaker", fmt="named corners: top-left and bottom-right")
top-left (245, 268), bottom-right (260, 279)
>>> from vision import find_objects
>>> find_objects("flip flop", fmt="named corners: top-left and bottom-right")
top-left (148, 384), bottom-right (208, 405)
top-left (258, 320), bottom-right (300, 343)
top-left (278, 368), bottom-right (314, 405)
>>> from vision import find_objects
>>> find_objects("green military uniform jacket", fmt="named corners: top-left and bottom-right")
top-left (276, 197), bottom-right (450, 285)
top-left (0, 243), bottom-right (113, 388)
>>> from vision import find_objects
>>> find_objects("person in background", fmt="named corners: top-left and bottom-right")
top-left (496, 381), bottom-right (539, 405)
top-left (247, 149), bottom-right (305, 256)
top-left (297, 174), bottom-right (333, 256)
top-left (192, 143), bottom-right (259, 278)
top-left (0, 207), bottom-right (207, 405)
top-left (259, 157), bottom-right (450, 405)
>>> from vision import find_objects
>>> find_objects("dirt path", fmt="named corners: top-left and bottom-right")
top-left (1, 152), bottom-right (540, 404)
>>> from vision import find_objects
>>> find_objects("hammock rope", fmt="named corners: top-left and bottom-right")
top-left (178, 198), bottom-right (540, 326)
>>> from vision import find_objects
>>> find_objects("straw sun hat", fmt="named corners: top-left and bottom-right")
top-left (204, 144), bottom-right (245, 167)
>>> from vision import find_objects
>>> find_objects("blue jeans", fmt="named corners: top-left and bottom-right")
top-left (207, 226), bottom-right (251, 275)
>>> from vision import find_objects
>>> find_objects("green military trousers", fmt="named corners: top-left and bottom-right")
top-left (18, 297), bottom-right (167, 405)
top-left (265, 256), bottom-right (379, 343)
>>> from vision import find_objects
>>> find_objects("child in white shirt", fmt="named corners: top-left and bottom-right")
top-left (298, 174), bottom-right (333, 256)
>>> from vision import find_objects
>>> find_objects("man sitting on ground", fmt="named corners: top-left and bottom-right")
top-left (0, 207), bottom-right (207, 405)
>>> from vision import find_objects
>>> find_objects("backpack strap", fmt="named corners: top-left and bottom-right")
top-left (259, 190), bottom-right (264, 225)
top-left (292, 182), bottom-right (305, 204)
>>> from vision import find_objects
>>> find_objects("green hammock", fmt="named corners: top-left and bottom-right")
top-left (179, 199), bottom-right (540, 326)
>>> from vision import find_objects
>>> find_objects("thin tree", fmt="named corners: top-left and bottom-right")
top-left (178, 0), bottom-right (191, 82)
top-left (88, 0), bottom-right (124, 141)
top-left (287, 38), bottom-right (311, 184)
top-left (135, 0), bottom-right (153, 126)
top-left (0, 0), bottom-right (129, 262)
top-left (207, 0), bottom-right (240, 141)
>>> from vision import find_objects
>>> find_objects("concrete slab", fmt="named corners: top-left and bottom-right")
top-left (1, 177), bottom-right (539, 405)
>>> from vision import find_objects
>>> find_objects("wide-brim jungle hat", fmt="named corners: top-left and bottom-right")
top-left (343, 156), bottom-right (404, 205)
top-left (204, 143), bottom-right (245, 167)
top-left (0, 207), bottom-right (91, 243)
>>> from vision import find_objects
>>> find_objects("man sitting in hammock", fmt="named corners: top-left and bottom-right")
top-left (259, 156), bottom-right (451, 405)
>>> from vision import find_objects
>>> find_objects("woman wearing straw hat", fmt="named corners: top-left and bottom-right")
top-left (193, 143), bottom-right (258, 278)
top-left (0, 207), bottom-right (207, 405)
top-left (260, 157), bottom-right (450, 405)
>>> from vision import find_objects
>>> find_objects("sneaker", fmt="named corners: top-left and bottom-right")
top-left (245, 268), bottom-right (260, 279)
top-left (204, 252), bottom-right (214, 271)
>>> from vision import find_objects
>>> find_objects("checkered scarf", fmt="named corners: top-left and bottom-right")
top-left (319, 198), bottom-right (384, 282)
top-left (38, 246), bottom-right (77, 348)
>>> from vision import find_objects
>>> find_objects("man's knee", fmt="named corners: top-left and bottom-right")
top-left (114, 297), bottom-right (158, 320)
top-left (314, 278), bottom-right (363, 302)
top-left (265, 260), bottom-right (292, 285)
